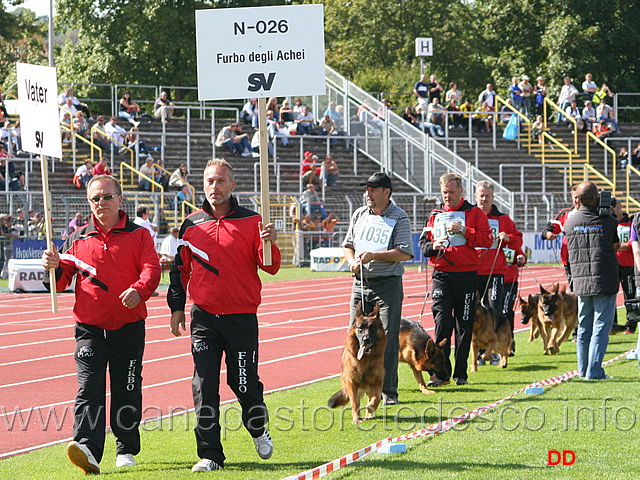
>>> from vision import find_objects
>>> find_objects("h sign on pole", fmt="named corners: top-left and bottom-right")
top-left (415, 37), bottom-right (433, 57)
top-left (196, 5), bottom-right (326, 265)
top-left (16, 62), bottom-right (62, 313)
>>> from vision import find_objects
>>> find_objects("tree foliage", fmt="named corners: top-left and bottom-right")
top-left (1, 0), bottom-right (639, 110)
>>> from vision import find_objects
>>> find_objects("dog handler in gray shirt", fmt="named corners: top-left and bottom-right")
top-left (343, 172), bottom-right (414, 405)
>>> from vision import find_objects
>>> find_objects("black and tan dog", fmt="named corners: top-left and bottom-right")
top-left (519, 293), bottom-right (545, 344)
top-left (398, 318), bottom-right (448, 394)
top-left (538, 283), bottom-right (579, 354)
top-left (471, 297), bottom-right (512, 371)
top-left (328, 301), bottom-right (386, 424)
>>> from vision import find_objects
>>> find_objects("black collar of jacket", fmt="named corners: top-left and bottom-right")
top-left (201, 195), bottom-right (238, 220)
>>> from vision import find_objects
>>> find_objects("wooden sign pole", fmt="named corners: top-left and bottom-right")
top-left (40, 154), bottom-right (58, 313)
top-left (257, 97), bottom-right (272, 266)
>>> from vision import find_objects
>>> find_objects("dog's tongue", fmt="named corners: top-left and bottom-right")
top-left (357, 344), bottom-right (366, 360)
top-left (546, 314), bottom-right (554, 322)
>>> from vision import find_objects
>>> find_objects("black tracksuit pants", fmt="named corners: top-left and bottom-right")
top-left (190, 305), bottom-right (268, 467)
top-left (73, 320), bottom-right (145, 462)
top-left (431, 270), bottom-right (478, 381)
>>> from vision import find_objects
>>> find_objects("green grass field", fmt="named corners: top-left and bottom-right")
top-left (2, 314), bottom-right (638, 479)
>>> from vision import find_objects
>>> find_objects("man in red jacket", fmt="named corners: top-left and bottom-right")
top-left (168, 158), bottom-right (280, 473)
top-left (420, 173), bottom-right (493, 385)
top-left (42, 175), bottom-right (161, 474)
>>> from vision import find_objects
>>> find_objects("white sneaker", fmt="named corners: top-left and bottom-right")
top-left (253, 430), bottom-right (273, 459)
top-left (115, 453), bottom-right (136, 467)
top-left (191, 458), bottom-right (223, 472)
top-left (66, 441), bottom-right (100, 474)
top-left (241, 149), bottom-right (252, 157)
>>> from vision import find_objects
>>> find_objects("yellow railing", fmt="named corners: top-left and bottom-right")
top-left (543, 97), bottom-right (578, 154)
top-left (538, 132), bottom-right (582, 185)
top-left (585, 132), bottom-right (617, 193)
top-left (90, 126), bottom-right (134, 165)
top-left (119, 162), bottom-right (165, 209)
top-left (180, 200), bottom-right (198, 224)
top-left (623, 165), bottom-right (640, 213)
top-left (495, 95), bottom-right (532, 144)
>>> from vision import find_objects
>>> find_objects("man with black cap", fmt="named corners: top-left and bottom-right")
top-left (343, 171), bottom-right (414, 405)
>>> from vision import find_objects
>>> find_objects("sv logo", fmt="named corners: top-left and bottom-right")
top-left (247, 72), bottom-right (276, 92)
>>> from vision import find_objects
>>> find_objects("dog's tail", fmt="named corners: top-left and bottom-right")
top-left (328, 389), bottom-right (349, 408)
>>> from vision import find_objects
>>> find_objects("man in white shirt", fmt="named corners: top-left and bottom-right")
top-left (557, 77), bottom-right (580, 122)
top-left (104, 117), bottom-right (127, 146)
top-left (160, 227), bottom-right (180, 263)
top-left (582, 73), bottom-right (598, 102)
top-left (133, 205), bottom-right (158, 247)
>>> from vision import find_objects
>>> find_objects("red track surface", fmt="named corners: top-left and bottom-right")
top-left (0, 265), bottom-right (618, 458)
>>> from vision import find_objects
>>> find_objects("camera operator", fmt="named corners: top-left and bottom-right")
top-left (628, 215), bottom-right (640, 368)
top-left (565, 182), bottom-right (620, 380)
top-left (611, 197), bottom-right (639, 334)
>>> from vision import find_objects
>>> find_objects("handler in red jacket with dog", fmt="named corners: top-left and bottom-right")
top-left (420, 173), bottom-right (493, 386)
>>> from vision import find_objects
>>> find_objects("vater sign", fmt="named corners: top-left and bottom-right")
top-left (16, 62), bottom-right (62, 158)
top-left (196, 4), bottom-right (325, 100)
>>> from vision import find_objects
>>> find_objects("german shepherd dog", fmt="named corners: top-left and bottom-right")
top-left (470, 296), bottom-right (512, 371)
top-left (328, 301), bottom-right (386, 424)
top-left (519, 293), bottom-right (545, 344)
top-left (398, 318), bottom-right (448, 394)
top-left (539, 283), bottom-right (579, 354)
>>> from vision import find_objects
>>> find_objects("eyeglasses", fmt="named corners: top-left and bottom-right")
top-left (88, 193), bottom-right (120, 204)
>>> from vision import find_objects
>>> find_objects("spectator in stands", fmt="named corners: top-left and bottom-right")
top-left (59, 96), bottom-right (78, 122)
top-left (154, 91), bottom-right (174, 123)
top-left (447, 98), bottom-right (464, 129)
top-left (531, 115), bottom-right (553, 148)
top-left (509, 76), bottom-right (523, 112)
top-left (619, 147), bottom-right (629, 168)
top-left (174, 185), bottom-right (193, 214)
top-left (266, 97), bottom-right (280, 122)
top-left (215, 122), bottom-right (252, 157)
top-left (91, 116), bottom-right (111, 151)
top-left (301, 151), bottom-right (318, 185)
top-left (295, 106), bottom-right (315, 135)
top-left (318, 114), bottom-right (337, 145)
top-left (1, 213), bottom-right (19, 242)
top-left (133, 205), bottom-right (158, 246)
top-left (417, 105), bottom-right (444, 137)
top-left (0, 146), bottom-right (13, 189)
top-left (322, 211), bottom-right (339, 240)
top-left (519, 75), bottom-right (534, 117)
top-left (160, 226), bottom-right (180, 263)
top-left (29, 211), bottom-right (44, 236)
top-left (427, 97), bottom-right (446, 128)
top-left (593, 119), bottom-right (613, 139)
top-left (93, 157), bottom-right (112, 176)
top-left (139, 157), bottom-right (157, 191)
top-left (60, 111), bottom-right (73, 143)
top-left (499, 98), bottom-right (514, 123)
top-left (280, 99), bottom-right (294, 123)
top-left (534, 77), bottom-right (546, 116)
top-left (323, 101), bottom-right (343, 130)
top-left (118, 91), bottom-right (141, 127)
top-left (459, 98), bottom-right (476, 130)
top-left (413, 73), bottom-right (430, 108)
top-left (74, 111), bottom-right (90, 140)
top-left (126, 127), bottom-right (153, 159)
top-left (633, 143), bottom-right (640, 166)
top-left (105, 116), bottom-right (127, 147)
top-left (445, 82), bottom-right (463, 106)
top-left (557, 77), bottom-right (580, 122)
top-left (478, 83), bottom-right (497, 111)
top-left (592, 83), bottom-right (613, 105)
top-left (565, 100), bottom-right (583, 132)
top-left (13, 208), bottom-right (25, 236)
top-left (402, 105), bottom-right (421, 130)
top-left (266, 109), bottom-right (290, 147)
top-left (58, 88), bottom-right (91, 119)
top-left (356, 100), bottom-right (384, 136)
top-left (241, 98), bottom-right (258, 128)
top-left (74, 159), bottom-right (94, 188)
top-left (321, 155), bottom-right (340, 187)
top-left (477, 100), bottom-right (493, 133)
top-left (68, 212), bottom-right (87, 235)
top-left (582, 73), bottom-right (598, 102)
top-left (596, 99), bottom-right (620, 133)
top-left (427, 75), bottom-right (444, 103)
top-left (154, 159), bottom-right (171, 190)
top-left (169, 163), bottom-right (189, 190)
top-left (293, 97), bottom-right (304, 115)
top-left (301, 183), bottom-right (327, 219)
top-left (582, 100), bottom-right (597, 132)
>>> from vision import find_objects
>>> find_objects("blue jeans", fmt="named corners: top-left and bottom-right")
top-left (577, 294), bottom-right (616, 379)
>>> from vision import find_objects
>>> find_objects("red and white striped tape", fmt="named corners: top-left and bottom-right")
top-left (281, 348), bottom-right (635, 480)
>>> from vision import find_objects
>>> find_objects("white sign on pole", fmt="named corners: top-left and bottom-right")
top-left (415, 37), bottom-right (433, 57)
top-left (16, 62), bottom-right (62, 159)
top-left (196, 4), bottom-right (326, 100)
